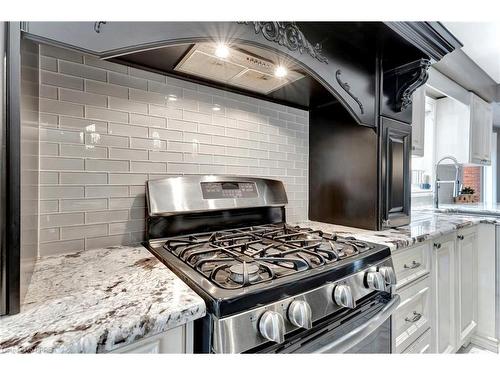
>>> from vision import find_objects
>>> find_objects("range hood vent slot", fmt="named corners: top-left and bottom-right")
top-left (174, 43), bottom-right (304, 95)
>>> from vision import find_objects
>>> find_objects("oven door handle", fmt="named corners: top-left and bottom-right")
top-left (312, 294), bottom-right (401, 353)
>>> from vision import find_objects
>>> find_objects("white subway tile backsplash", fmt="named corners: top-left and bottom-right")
top-left (40, 212), bottom-right (85, 228)
top-left (40, 98), bottom-right (84, 117)
top-left (40, 200), bottom-right (59, 214)
top-left (40, 228), bottom-right (60, 243)
top-left (39, 44), bottom-right (309, 255)
top-left (40, 84), bottom-right (58, 99)
top-left (109, 122), bottom-right (148, 138)
top-left (109, 173), bottom-right (148, 185)
top-left (108, 71), bottom-right (147, 90)
top-left (109, 147), bottom-right (148, 161)
top-left (60, 198), bottom-right (108, 212)
top-left (85, 159), bottom-right (129, 172)
top-left (109, 96), bottom-right (148, 114)
top-left (60, 144), bottom-right (107, 159)
top-left (86, 106), bottom-right (128, 123)
top-left (41, 157), bottom-right (84, 171)
top-left (86, 210), bottom-right (129, 224)
top-left (41, 71), bottom-right (84, 90)
top-left (40, 186), bottom-right (84, 199)
top-left (85, 80), bottom-right (128, 98)
top-left (130, 113), bottom-right (166, 128)
top-left (59, 60), bottom-right (107, 82)
top-left (39, 239), bottom-right (85, 255)
top-left (40, 142), bottom-right (59, 156)
top-left (41, 44), bottom-right (83, 63)
top-left (61, 224), bottom-right (108, 240)
top-left (130, 161), bottom-right (166, 173)
top-left (167, 118), bottom-right (197, 132)
top-left (85, 185), bottom-right (129, 198)
top-left (59, 116), bottom-right (107, 133)
top-left (40, 56), bottom-right (58, 72)
top-left (60, 172), bottom-right (108, 185)
top-left (60, 88), bottom-right (107, 107)
top-left (40, 171), bottom-right (59, 184)
top-left (109, 197), bottom-right (145, 210)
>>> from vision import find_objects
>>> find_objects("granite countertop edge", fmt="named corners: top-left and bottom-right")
top-left (0, 245), bottom-right (206, 354)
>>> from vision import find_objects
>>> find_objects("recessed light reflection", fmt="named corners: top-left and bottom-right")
top-left (212, 104), bottom-right (221, 112)
top-left (274, 65), bottom-right (287, 78)
top-left (214, 44), bottom-right (230, 59)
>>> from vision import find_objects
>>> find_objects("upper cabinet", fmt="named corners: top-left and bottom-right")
top-left (411, 86), bottom-right (426, 157)
top-left (469, 94), bottom-right (493, 165)
top-left (435, 93), bottom-right (493, 166)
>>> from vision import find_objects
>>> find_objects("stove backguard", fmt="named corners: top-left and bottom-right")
top-left (145, 175), bottom-right (288, 240)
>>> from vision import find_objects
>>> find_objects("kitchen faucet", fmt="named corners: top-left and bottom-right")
top-left (434, 155), bottom-right (462, 209)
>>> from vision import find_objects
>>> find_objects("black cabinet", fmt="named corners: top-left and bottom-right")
top-left (380, 117), bottom-right (411, 228)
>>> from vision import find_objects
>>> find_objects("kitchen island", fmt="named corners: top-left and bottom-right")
top-left (0, 245), bottom-right (206, 353)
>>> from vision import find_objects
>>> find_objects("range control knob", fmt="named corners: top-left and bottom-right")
top-left (259, 311), bottom-right (285, 344)
top-left (287, 300), bottom-right (313, 329)
top-left (365, 271), bottom-right (386, 291)
top-left (333, 284), bottom-right (356, 309)
top-left (379, 266), bottom-right (396, 286)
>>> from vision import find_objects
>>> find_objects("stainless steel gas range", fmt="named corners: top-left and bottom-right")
top-left (142, 175), bottom-right (400, 353)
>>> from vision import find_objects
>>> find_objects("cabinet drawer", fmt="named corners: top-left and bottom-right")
top-left (393, 242), bottom-right (431, 289)
top-left (402, 329), bottom-right (432, 354)
top-left (393, 276), bottom-right (431, 353)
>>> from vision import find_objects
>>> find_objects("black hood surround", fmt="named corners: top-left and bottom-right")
top-left (20, 21), bottom-right (462, 233)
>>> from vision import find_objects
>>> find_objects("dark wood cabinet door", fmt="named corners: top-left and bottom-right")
top-left (380, 117), bottom-right (411, 228)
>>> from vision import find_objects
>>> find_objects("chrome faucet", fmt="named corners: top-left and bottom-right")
top-left (434, 155), bottom-right (462, 208)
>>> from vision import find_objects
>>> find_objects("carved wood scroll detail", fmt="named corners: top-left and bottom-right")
top-left (335, 69), bottom-right (364, 114)
top-left (240, 21), bottom-right (328, 64)
top-left (396, 59), bottom-right (431, 112)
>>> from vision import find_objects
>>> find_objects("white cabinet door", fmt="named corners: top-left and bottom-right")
top-left (111, 322), bottom-right (194, 353)
top-left (469, 93), bottom-right (493, 165)
top-left (431, 235), bottom-right (456, 353)
top-left (482, 103), bottom-right (493, 163)
top-left (455, 227), bottom-right (478, 348)
top-left (392, 276), bottom-right (431, 353)
top-left (411, 86), bottom-right (426, 157)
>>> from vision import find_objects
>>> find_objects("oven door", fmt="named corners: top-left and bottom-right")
top-left (255, 293), bottom-right (400, 354)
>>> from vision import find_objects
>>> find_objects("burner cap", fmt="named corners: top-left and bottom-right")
top-left (229, 263), bottom-right (260, 284)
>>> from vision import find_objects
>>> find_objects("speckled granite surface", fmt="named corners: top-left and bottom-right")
top-left (432, 203), bottom-right (500, 217)
top-left (0, 245), bottom-right (205, 353)
top-left (295, 211), bottom-right (499, 251)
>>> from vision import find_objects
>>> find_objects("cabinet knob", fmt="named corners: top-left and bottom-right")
top-left (434, 243), bottom-right (442, 249)
top-left (457, 235), bottom-right (464, 240)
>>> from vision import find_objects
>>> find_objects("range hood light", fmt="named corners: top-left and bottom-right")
top-left (214, 44), bottom-right (230, 59)
top-left (274, 65), bottom-right (287, 78)
top-left (167, 94), bottom-right (178, 102)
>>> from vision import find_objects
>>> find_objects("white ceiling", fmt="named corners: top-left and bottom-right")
top-left (443, 22), bottom-right (500, 84)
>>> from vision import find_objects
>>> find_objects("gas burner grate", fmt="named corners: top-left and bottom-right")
top-left (162, 223), bottom-right (374, 289)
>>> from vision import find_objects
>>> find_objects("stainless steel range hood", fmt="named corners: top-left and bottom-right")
top-left (174, 42), bottom-right (305, 95)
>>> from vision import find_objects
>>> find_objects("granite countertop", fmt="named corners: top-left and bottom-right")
top-left (430, 203), bottom-right (500, 217)
top-left (295, 211), bottom-right (499, 252)
top-left (0, 245), bottom-right (206, 353)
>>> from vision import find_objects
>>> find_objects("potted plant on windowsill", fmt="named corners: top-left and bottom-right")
top-left (454, 186), bottom-right (478, 203)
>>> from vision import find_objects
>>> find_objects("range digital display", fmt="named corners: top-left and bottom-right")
top-left (201, 181), bottom-right (258, 199)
